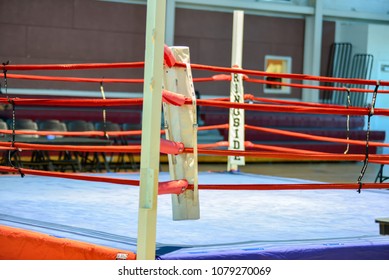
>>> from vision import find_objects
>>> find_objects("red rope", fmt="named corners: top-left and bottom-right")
top-left (0, 129), bottom-right (143, 137)
top-left (245, 77), bottom-right (389, 94)
top-left (0, 91), bottom-right (185, 108)
top-left (245, 124), bottom-right (389, 148)
top-left (194, 182), bottom-right (389, 191)
top-left (198, 140), bottom-right (329, 155)
top-left (0, 73), bottom-right (143, 84)
top-left (4, 72), bottom-right (389, 94)
top-left (195, 98), bottom-right (389, 116)
top-left (0, 97), bottom-right (143, 107)
top-left (185, 62), bottom-right (389, 87)
top-left (0, 138), bottom-right (184, 155)
top-left (2, 62), bottom-right (144, 71)
top-left (244, 94), bottom-right (371, 109)
top-left (2, 166), bottom-right (387, 192)
top-left (3, 61), bottom-right (389, 193)
top-left (3, 61), bottom-right (388, 87)
top-left (0, 166), bottom-right (187, 195)
top-left (0, 123), bottom-right (374, 157)
top-left (193, 74), bottom-right (389, 94)
top-left (198, 124), bottom-right (229, 131)
top-left (3, 72), bottom-right (219, 84)
top-left (188, 148), bottom-right (389, 164)
top-left (193, 77), bottom-right (217, 83)
top-left (0, 139), bottom-right (184, 154)
top-left (5, 95), bottom-right (388, 117)
top-left (0, 141), bottom-right (142, 153)
top-left (0, 166), bottom-right (140, 185)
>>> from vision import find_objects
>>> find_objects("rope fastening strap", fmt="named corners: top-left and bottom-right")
top-left (100, 81), bottom-right (109, 139)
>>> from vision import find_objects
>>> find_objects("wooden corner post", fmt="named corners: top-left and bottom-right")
top-left (163, 46), bottom-right (200, 221)
top-left (137, 0), bottom-right (166, 260)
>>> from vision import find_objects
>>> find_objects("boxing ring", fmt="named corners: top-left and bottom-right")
top-left (1, 8), bottom-right (389, 259)
top-left (1, 57), bottom-right (389, 260)
top-left (1, 171), bottom-right (389, 260)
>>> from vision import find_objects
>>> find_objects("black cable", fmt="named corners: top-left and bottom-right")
top-left (5, 99), bottom-right (25, 177)
top-left (344, 88), bottom-right (351, 154)
top-left (2, 61), bottom-right (9, 95)
top-left (356, 81), bottom-right (380, 193)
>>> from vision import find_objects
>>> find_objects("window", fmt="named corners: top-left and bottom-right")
top-left (264, 55), bottom-right (292, 94)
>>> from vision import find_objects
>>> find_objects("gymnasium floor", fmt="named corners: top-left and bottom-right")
top-left (191, 161), bottom-right (381, 183)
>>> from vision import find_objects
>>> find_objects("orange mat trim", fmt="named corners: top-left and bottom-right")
top-left (0, 225), bottom-right (136, 260)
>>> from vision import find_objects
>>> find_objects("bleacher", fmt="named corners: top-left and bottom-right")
top-left (200, 106), bottom-right (386, 155)
top-left (1, 99), bottom-right (386, 170)
top-left (0, 108), bottom-right (142, 172)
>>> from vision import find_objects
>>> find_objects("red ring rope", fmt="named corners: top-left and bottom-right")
top-left (2, 62), bottom-right (144, 71)
top-left (185, 62), bottom-right (389, 87)
top-left (0, 138), bottom-right (184, 155)
top-left (0, 73), bottom-right (143, 84)
top-left (1, 165), bottom-right (387, 192)
top-left (0, 97), bottom-right (143, 107)
top-left (2, 61), bottom-right (388, 88)
top-left (2, 59), bottom-right (389, 193)
top-left (0, 166), bottom-right (187, 195)
top-left (193, 182), bottom-right (389, 191)
top-left (195, 98), bottom-right (389, 116)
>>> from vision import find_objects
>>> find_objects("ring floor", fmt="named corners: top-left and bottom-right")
top-left (1, 163), bottom-right (389, 259)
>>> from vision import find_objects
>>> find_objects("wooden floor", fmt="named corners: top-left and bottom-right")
top-left (161, 162), bottom-right (382, 183)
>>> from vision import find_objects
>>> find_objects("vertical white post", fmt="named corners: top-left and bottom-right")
top-left (137, 0), bottom-right (166, 260)
top-left (302, 0), bottom-right (323, 102)
top-left (165, 0), bottom-right (176, 46)
top-left (163, 46), bottom-right (199, 220)
top-left (228, 10), bottom-right (245, 172)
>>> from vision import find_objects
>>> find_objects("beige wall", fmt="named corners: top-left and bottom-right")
top-left (0, 0), bottom-right (146, 93)
top-left (0, 1), bottom-right (334, 98)
top-left (175, 8), bottom-right (335, 99)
